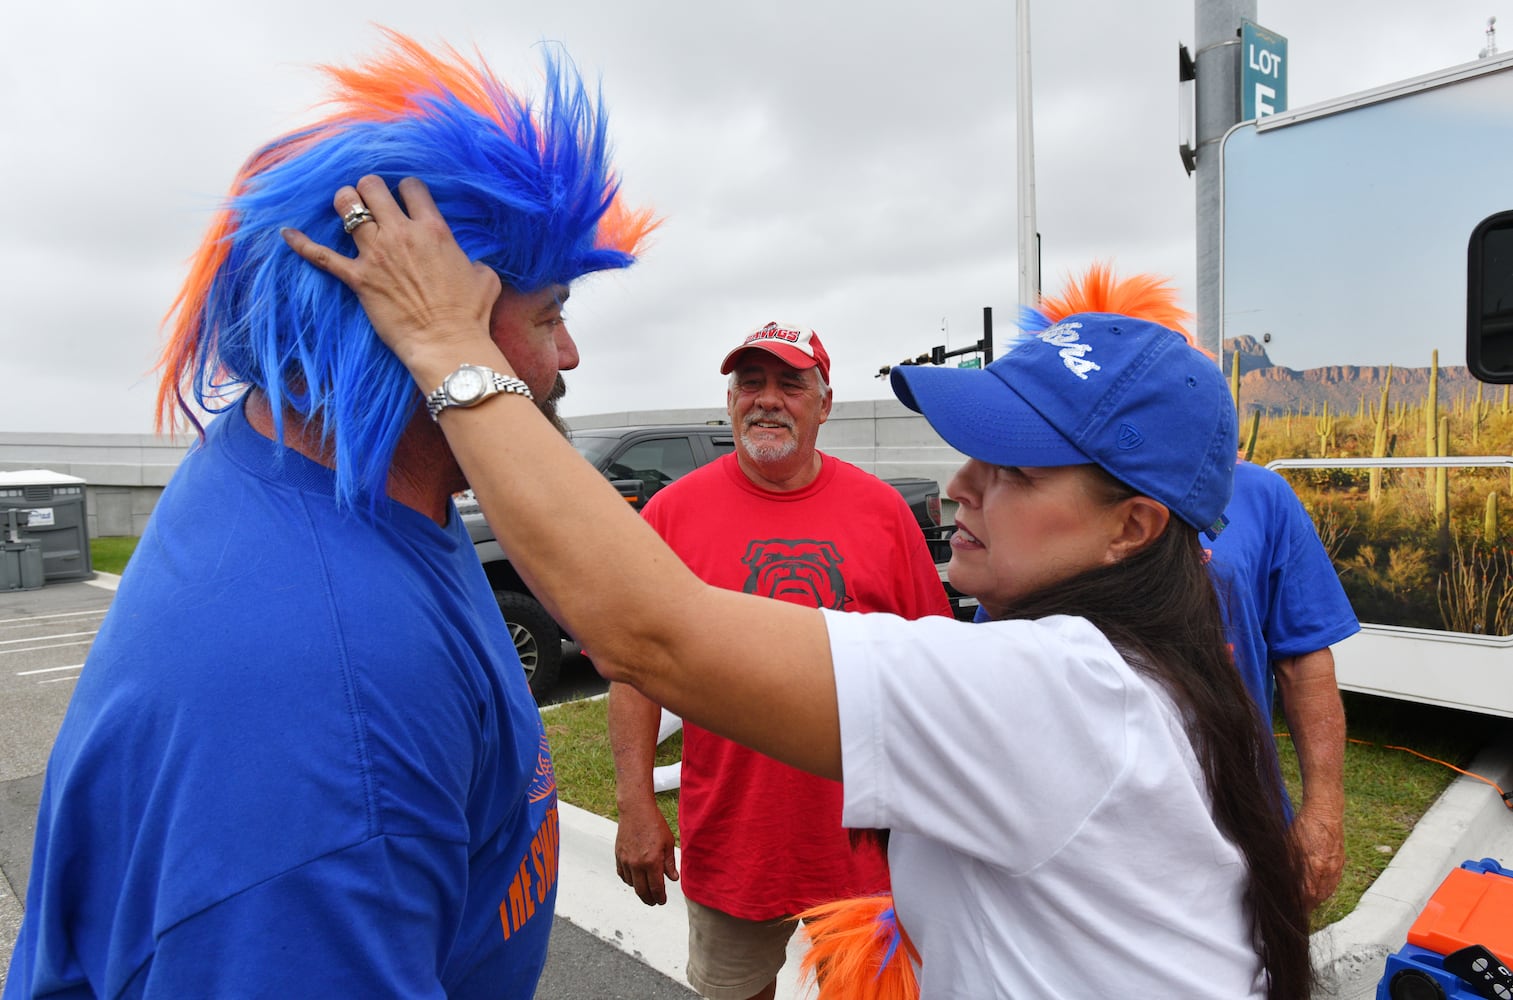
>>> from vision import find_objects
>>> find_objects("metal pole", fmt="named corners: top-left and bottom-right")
top-left (1193, 0), bottom-right (1255, 359)
top-left (1017, 0), bottom-right (1040, 339)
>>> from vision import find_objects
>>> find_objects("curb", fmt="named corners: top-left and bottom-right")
top-left (554, 800), bottom-right (813, 999)
top-left (1312, 735), bottom-right (1513, 998)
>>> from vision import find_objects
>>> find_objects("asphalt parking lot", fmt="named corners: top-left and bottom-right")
top-left (0, 578), bottom-right (691, 997)
top-left (0, 579), bottom-right (111, 989)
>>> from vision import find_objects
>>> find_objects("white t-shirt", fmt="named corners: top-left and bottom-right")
top-left (825, 609), bottom-right (1266, 999)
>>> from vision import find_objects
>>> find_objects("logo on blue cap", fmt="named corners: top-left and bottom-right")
top-left (1040, 321), bottom-right (1102, 380)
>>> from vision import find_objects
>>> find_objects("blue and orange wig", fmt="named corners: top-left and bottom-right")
top-left (156, 29), bottom-right (657, 514)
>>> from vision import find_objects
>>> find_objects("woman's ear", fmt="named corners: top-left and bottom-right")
top-left (1107, 496), bottom-right (1171, 561)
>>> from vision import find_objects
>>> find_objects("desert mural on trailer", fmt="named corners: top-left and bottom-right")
top-left (1223, 338), bottom-right (1512, 637)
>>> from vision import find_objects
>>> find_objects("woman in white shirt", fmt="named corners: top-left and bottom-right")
top-left (285, 176), bottom-right (1311, 998)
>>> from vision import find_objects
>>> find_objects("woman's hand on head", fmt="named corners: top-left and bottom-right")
top-left (282, 175), bottom-right (504, 386)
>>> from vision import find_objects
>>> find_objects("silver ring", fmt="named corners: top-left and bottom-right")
top-left (342, 204), bottom-right (375, 234)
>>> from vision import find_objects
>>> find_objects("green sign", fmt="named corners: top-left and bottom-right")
top-left (957, 358), bottom-right (982, 369)
top-left (1241, 20), bottom-right (1288, 120)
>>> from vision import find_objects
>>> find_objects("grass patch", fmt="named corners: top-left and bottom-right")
top-left (547, 689), bottom-right (1503, 929)
top-left (89, 536), bottom-right (139, 575)
top-left (1278, 690), bottom-right (1502, 929)
top-left (544, 696), bottom-right (681, 838)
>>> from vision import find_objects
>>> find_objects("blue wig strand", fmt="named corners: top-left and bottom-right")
top-left (1003, 303), bottom-right (1054, 352)
top-left (167, 36), bottom-right (646, 518)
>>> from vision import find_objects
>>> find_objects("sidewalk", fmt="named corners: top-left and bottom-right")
top-left (555, 801), bottom-right (814, 1000)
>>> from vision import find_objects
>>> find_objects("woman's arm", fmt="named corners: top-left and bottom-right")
top-left (284, 176), bottom-right (842, 779)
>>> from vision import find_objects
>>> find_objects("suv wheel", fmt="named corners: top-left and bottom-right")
top-left (495, 591), bottom-right (562, 697)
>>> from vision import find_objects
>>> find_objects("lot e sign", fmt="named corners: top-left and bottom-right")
top-left (1241, 20), bottom-right (1287, 120)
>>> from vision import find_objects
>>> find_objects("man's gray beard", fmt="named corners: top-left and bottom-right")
top-left (738, 416), bottom-right (799, 463)
top-left (540, 374), bottom-right (569, 438)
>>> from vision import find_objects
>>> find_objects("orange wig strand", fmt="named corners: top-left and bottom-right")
top-left (797, 895), bottom-right (920, 1000)
top-left (1035, 262), bottom-right (1213, 359)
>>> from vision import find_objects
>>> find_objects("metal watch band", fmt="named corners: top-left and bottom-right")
top-left (426, 366), bottom-right (534, 421)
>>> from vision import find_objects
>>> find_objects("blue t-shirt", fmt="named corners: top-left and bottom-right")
top-left (972, 461), bottom-right (1358, 725)
top-left (1206, 461), bottom-right (1360, 723)
top-left (5, 401), bottom-right (557, 998)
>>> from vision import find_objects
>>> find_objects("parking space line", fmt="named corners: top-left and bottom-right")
top-left (0, 640), bottom-right (93, 656)
top-left (0, 631), bottom-right (97, 646)
top-left (0, 610), bottom-right (107, 628)
top-left (16, 664), bottom-right (85, 676)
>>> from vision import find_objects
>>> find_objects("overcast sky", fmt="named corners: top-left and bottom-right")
top-left (2, 1), bottom-right (1504, 434)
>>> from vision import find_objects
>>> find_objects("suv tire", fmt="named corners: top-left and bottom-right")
top-left (495, 590), bottom-right (562, 697)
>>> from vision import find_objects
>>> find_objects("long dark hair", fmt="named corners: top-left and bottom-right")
top-left (1002, 469), bottom-right (1313, 999)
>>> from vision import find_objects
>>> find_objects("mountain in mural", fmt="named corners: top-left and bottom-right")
top-left (1221, 335), bottom-right (1488, 416)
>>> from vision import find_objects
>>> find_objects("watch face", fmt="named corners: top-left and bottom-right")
top-left (447, 367), bottom-right (488, 404)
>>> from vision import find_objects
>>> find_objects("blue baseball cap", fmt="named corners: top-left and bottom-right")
top-left (890, 313), bottom-right (1236, 536)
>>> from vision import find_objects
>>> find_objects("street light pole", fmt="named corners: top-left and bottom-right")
top-left (1016, 0), bottom-right (1040, 344)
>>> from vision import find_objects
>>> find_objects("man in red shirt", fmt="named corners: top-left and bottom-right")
top-left (608, 322), bottom-right (951, 1000)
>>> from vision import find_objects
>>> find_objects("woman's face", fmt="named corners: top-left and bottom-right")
top-left (945, 460), bottom-right (1131, 619)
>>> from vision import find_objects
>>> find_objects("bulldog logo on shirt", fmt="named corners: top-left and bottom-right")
top-left (741, 539), bottom-right (849, 610)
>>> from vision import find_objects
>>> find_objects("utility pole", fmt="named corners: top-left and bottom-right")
top-left (1192, 0), bottom-right (1255, 359)
top-left (1016, 0), bottom-right (1040, 353)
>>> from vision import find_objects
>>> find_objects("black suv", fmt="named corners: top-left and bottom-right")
top-left (460, 422), bottom-right (958, 697)
top-left (570, 424), bottom-right (736, 509)
top-left (459, 424), bottom-right (734, 696)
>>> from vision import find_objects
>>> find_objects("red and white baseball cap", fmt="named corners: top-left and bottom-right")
top-left (719, 322), bottom-right (832, 384)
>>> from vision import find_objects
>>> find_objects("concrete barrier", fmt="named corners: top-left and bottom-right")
top-left (0, 432), bottom-right (190, 538)
top-left (0, 406), bottom-right (968, 537)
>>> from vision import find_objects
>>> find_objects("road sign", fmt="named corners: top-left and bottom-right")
top-left (1241, 20), bottom-right (1287, 120)
top-left (957, 358), bottom-right (982, 369)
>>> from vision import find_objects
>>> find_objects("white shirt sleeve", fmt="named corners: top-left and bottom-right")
top-left (824, 608), bottom-right (1146, 873)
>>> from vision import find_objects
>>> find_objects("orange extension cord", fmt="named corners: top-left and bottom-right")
top-left (1279, 732), bottom-right (1513, 810)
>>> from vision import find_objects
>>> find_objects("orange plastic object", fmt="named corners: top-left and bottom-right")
top-left (1406, 866), bottom-right (1513, 964)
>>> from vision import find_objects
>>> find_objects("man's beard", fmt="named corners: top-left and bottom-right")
top-left (540, 374), bottom-right (569, 438)
top-left (738, 407), bottom-right (799, 463)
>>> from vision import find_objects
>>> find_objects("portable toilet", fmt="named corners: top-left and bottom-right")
top-left (0, 470), bottom-right (93, 583)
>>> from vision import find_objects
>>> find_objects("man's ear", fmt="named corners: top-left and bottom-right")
top-left (1107, 496), bottom-right (1171, 561)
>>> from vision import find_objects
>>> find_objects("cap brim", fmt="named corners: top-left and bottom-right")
top-left (890, 364), bottom-right (1094, 468)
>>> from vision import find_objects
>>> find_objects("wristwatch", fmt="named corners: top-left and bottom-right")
top-left (425, 364), bottom-right (534, 421)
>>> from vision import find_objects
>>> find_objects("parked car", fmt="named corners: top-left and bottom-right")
top-left (461, 422), bottom-right (964, 696)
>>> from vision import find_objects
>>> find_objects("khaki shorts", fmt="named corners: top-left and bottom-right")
top-left (684, 896), bottom-right (799, 1000)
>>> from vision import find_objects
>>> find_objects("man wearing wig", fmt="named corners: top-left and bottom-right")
top-left (3, 33), bottom-right (652, 998)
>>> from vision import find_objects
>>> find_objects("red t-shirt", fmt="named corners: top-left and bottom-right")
top-left (641, 452), bottom-right (952, 919)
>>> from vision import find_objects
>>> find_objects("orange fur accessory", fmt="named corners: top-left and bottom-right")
top-left (796, 894), bottom-right (920, 1000)
top-left (1033, 261), bottom-right (1214, 359)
